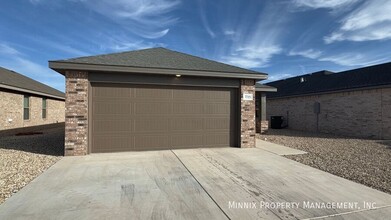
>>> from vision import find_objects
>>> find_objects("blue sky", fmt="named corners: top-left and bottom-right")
top-left (1, 0), bottom-right (391, 92)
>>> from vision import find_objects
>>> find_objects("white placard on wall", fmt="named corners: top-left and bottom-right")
top-left (243, 93), bottom-right (253, 101)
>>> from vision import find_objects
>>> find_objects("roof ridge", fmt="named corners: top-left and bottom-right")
top-left (160, 48), bottom-right (259, 74)
top-left (54, 47), bottom-right (160, 62)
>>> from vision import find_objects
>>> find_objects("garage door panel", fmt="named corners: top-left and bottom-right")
top-left (93, 86), bottom-right (131, 98)
top-left (204, 118), bottom-right (230, 130)
top-left (171, 118), bottom-right (204, 131)
top-left (91, 84), bottom-right (237, 153)
top-left (93, 120), bottom-right (131, 133)
top-left (93, 102), bottom-right (131, 115)
top-left (133, 87), bottom-right (172, 99)
top-left (93, 136), bottom-right (134, 152)
top-left (134, 135), bottom-right (171, 150)
top-left (173, 89), bottom-right (204, 100)
top-left (133, 118), bottom-right (170, 132)
top-left (172, 103), bottom-right (204, 115)
top-left (134, 102), bottom-right (172, 115)
top-left (204, 103), bottom-right (231, 115)
top-left (204, 133), bottom-right (231, 146)
top-left (171, 134), bottom-right (204, 148)
top-left (204, 90), bottom-right (231, 100)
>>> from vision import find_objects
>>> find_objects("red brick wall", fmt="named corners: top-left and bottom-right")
top-left (240, 79), bottom-right (256, 147)
top-left (64, 71), bottom-right (88, 156)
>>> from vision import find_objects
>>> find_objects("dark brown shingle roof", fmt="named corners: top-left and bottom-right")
top-left (0, 67), bottom-right (64, 99)
top-left (266, 62), bottom-right (391, 99)
top-left (51, 47), bottom-right (266, 76)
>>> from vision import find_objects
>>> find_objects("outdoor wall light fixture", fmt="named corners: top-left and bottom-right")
top-left (176, 74), bottom-right (181, 77)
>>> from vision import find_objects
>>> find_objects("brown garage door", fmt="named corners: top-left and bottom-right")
top-left (91, 83), bottom-right (238, 153)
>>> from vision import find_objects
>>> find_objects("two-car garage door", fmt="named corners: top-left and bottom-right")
top-left (91, 83), bottom-right (238, 153)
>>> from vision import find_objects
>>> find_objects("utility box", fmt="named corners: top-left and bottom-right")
top-left (314, 102), bottom-right (320, 114)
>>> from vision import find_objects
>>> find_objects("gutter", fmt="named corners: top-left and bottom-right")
top-left (49, 61), bottom-right (268, 80)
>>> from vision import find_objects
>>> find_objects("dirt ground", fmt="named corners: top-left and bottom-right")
top-left (0, 126), bottom-right (64, 204)
top-left (257, 129), bottom-right (391, 194)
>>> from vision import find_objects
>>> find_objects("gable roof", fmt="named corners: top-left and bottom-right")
top-left (266, 62), bottom-right (391, 99)
top-left (0, 67), bottom-right (65, 100)
top-left (49, 47), bottom-right (267, 79)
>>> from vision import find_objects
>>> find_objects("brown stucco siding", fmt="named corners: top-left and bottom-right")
top-left (267, 87), bottom-right (391, 139)
top-left (0, 90), bottom-right (64, 130)
top-left (64, 71), bottom-right (89, 156)
top-left (240, 79), bottom-right (256, 147)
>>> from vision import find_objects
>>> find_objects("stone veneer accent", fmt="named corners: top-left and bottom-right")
top-left (267, 87), bottom-right (391, 139)
top-left (240, 79), bottom-right (256, 147)
top-left (65, 71), bottom-right (88, 156)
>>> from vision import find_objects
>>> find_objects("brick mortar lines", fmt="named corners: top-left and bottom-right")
top-left (240, 79), bottom-right (256, 148)
top-left (65, 71), bottom-right (88, 156)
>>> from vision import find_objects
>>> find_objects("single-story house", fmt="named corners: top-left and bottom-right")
top-left (0, 66), bottom-right (65, 132)
top-left (266, 62), bottom-right (391, 139)
top-left (49, 47), bottom-right (268, 156)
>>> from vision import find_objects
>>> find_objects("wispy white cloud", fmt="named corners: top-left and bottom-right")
top-left (288, 49), bottom-right (322, 59)
top-left (266, 73), bottom-right (295, 82)
top-left (0, 42), bottom-right (64, 91)
top-left (222, 45), bottom-right (282, 68)
top-left (223, 30), bottom-right (235, 36)
top-left (29, 0), bottom-right (42, 5)
top-left (197, 0), bottom-right (215, 38)
top-left (108, 40), bottom-right (166, 51)
top-left (0, 43), bottom-right (21, 56)
top-left (75, 0), bottom-right (181, 39)
top-left (219, 3), bottom-right (287, 68)
top-left (319, 53), bottom-right (389, 66)
top-left (325, 0), bottom-right (391, 43)
top-left (292, 0), bottom-right (360, 10)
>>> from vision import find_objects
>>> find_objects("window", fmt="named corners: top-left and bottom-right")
top-left (23, 95), bottom-right (30, 120)
top-left (42, 98), bottom-right (47, 119)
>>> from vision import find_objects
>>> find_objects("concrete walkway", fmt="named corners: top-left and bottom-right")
top-left (256, 138), bottom-right (307, 155)
top-left (1, 147), bottom-right (391, 219)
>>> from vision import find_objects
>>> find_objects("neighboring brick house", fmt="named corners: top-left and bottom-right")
top-left (0, 67), bottom-right (65, 132)
top-left (266, 62), bottom-right (391, 139)
top-left (49, 47), bottom-right (268, 156)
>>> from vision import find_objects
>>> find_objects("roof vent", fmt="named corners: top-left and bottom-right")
top-left (300, 77), bottom-right (306, 83)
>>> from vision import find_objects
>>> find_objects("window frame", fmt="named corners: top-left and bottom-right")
top-left (42, 97), bottom-right (47, 119)
top-left (23, 95), bottom-right (30, 120)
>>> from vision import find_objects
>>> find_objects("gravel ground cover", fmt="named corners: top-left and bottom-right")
top-left (0, 126), bottom-right (64, 204)
top-left (257, 129), bottom-right (391, 194)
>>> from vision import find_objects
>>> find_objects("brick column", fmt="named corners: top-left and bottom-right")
top-left (64, 71), bottom-right (88, 156)
top-left (240, 79), bottom-right (256, 148)
top-left (257, 120), bottom-right (269, 134)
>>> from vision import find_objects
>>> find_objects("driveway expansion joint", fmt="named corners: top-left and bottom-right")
top-left (170, 150), bottom-right (231, 220)
top-left (302, 204), bottom-right (391, 220)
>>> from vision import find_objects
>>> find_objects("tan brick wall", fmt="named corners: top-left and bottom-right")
top-left (64, 71), bottom-right (88, 156)
top-left (0, 90), bottom-right (64, 130)
top-left (267, 87), bottom-right (391, 139)
top-left (382, 88), bottom-right (391, 139)
top-left (240, 79), bottom-right (256, 147)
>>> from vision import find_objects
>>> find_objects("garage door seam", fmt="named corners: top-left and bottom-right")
top-left (170, 150), bottom-right (231, 220)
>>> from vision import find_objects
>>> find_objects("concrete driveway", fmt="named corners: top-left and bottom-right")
top-left (1, 147), bottom-right (391, 220)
